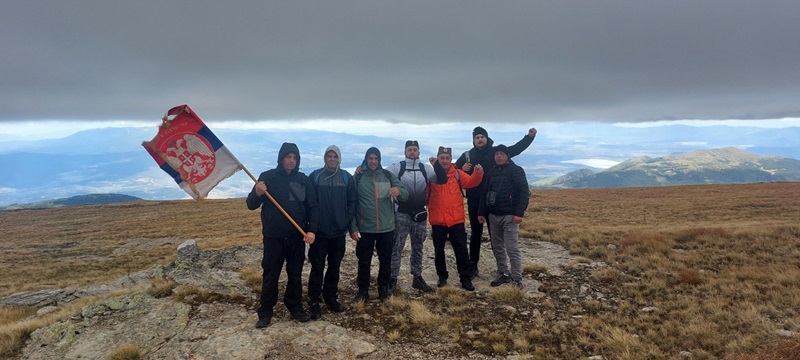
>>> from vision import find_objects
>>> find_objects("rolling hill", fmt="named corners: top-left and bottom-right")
top-left (540, 147), bottom-right (800, 188)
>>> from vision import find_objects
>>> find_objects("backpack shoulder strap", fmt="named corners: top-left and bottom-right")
top-left (419, 162), bottom-right (428, 180)
top-left (341, 170), bottom-right (349, 187)
top-left (398, 161), bottom-right (407, 178)
top-left (455, 170), bottom-right (465, 198)
top-left (310, 169), bottom-right (322, 188)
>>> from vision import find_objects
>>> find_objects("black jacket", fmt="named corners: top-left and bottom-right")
top-left (455, 134), bottom-right (534, 202)
top-left (246, 143), bottom-right (319, 238)
top-left (478, 159), bottom-right (530, 217)
top-left (310, 167), bottom-right (357, 237)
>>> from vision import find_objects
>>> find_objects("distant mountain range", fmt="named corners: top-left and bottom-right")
top-left (534, 147), bottom-right (800, 188)
top-left (0, 193), bottom-right (142, 210)
top-left (2, 124), bottom-right (799, 206)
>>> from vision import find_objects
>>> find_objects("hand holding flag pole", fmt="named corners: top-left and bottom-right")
top-left (239, 166), bottom-right (307, 237)
top-left (143, 104), bottom-right (306, 237)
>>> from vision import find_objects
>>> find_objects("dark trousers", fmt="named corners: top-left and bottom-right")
top-left (467, 197), bottom-right (486, 267)
top-left (307, 234), bottom-right (346, 304)
top-left (355, 231), bottom-right (394, 290)
top-left (258, 235), bottom-right (305, 318)
top-left (431, 223), bottom-right (471, 283)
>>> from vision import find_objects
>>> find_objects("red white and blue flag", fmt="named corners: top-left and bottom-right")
top-left (142, 105), bottom-right (242, 200)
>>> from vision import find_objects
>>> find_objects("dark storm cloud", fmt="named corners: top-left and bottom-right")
top-left (2, 0), bottom-right (799, 123)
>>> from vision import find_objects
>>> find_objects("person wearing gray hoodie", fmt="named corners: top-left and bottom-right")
top-left (306, 145), bottom-right (357, 319)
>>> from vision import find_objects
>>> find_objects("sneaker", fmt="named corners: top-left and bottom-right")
top-left (387, 278), bottom-right (398, 295)
top-left (511, 280), bottom-right (524, 289)
top-left (255, 316), bottom-right (271, 329)
top-left (378, 286), bottom-right (389, 301)
top-left (291, 309), bottom-right (311, 322)
top-left (353, 288), bottom-right (369, 303)
top-left (412, 276), bottom-right (433, 293)
top-left (490, 273), bottom-right (511, 287)
top-left (325, 299), bottom-right (344, 313)
top-left (437, 276), bottom-right (448, 288)
top-left (461, 280), bottom-right (475, 291)
top-left (309, 302), bottom-right (321, 320)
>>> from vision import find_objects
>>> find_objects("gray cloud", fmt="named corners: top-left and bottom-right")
top-left (2, 0), bottom-right (799, 123)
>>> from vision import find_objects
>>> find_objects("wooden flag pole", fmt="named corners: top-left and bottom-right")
top-left (241, 166), bottom-right (307, 238)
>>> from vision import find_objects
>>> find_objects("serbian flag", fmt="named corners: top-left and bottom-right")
top-left (142, 105), bottom-right (242, 200)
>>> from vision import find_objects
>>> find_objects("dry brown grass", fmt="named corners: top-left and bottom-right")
top-left (490, 286), bottom-right (525, 304)
top-left (1, 182), bottom-right (799, 359)
top-left (0, 287), bottom-right (142, 357)
top-left (106, 343), bottom-right (143, 360)
top-left (522, 262), bottom-right (549, 276)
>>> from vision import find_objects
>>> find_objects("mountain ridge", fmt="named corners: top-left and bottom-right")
top-left (544, 147), bottom-right (800, 188)
top-left (0, 193), bottom-right (143, 210)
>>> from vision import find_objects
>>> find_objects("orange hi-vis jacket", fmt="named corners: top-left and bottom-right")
top-left (427, 164), bottom-right (483, 227)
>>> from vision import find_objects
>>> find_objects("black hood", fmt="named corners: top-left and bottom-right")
top-left (276, 142), bottom-right (301, 174)
top-left (360, 146), bottom-right (382, 171)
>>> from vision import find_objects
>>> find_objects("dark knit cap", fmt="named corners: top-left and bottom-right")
top-left (438, 146), bottom-right (452, 156)
top-left (473, 126), bottom-right (488, 138)
top-left (405, 140), bottom-right (419, 149)
top-left (494, 144), bottom-right (509, 156)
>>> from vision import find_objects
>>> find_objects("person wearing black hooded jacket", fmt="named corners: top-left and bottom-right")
top-left (247, 142), bottom-right (319, 328)
top-left (455, 126), bottom-right (536, 279)
top-left (477, 145), bottom-right (530, 288)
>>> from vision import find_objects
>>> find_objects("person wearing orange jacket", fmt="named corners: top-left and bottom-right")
top-left (427, 146), bottom-right (484, 291)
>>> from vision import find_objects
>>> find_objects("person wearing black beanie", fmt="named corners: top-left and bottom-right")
top-left (385, 140), bottom-right (437, 294)
top-left (454, 126), bottom-right (537, 281)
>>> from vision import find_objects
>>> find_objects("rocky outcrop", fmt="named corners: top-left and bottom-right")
top-left (8, 238), bottom-right (580, 359)
top-left (163, 240), bottom-right (260, 297)
top-left (22, 293), bottom-right (380, 360)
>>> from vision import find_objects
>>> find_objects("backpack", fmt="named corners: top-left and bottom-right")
top-left (354, 168), bottom-right (394, 185)
top-left (310, 168), bottom-right (349, 188)
top-left (398, 160), bottom-right (427, 180)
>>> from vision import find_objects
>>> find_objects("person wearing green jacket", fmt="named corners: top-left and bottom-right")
top-left (350, 147), bottom-right (408, 302)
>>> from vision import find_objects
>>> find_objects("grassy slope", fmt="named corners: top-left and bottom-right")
top-left (1, 182), bottom-right (799, 359)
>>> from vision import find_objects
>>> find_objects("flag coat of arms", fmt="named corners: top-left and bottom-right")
top-left (143, 105), bottom-right (242, 199)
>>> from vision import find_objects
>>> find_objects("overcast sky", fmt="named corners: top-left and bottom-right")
top-left (3, 1), bottom-right (800, 125)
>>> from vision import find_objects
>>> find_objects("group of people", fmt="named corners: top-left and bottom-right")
top-left (246, 126), bottom-right (537, 328)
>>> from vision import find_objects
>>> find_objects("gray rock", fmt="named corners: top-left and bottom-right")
top-left (36, 306), bottom-right (59, 316)
top-left (165, 244), bottom-right (259, 297)
top-left (0, 289), bottom-right (65, 307)
top-left (680, 350), bottom-right (693, 358)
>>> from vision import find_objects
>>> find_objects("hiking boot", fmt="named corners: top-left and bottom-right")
top-left (511, 280), bottom-right (523, 289)
top-left (387, 278), bottom-right (398, 295)
top-left (291, 308), bottom-right (311, 322)
top-left (255, 315), bottom-right (272, 329)
top-left (490, 273), bottom-right (511, 287)
top-left (412, 276), bottom-right (433, 293)
top-left (461, 280), bottom-right (475, 291)
top-left (437, 275), bottom-right (448, 288)
top-left (326, 299), bottom-right (344, 313)
top-left (309, 302), bottom-right (321, 320)
top-left (353, 288), bottom-right (369, 303)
